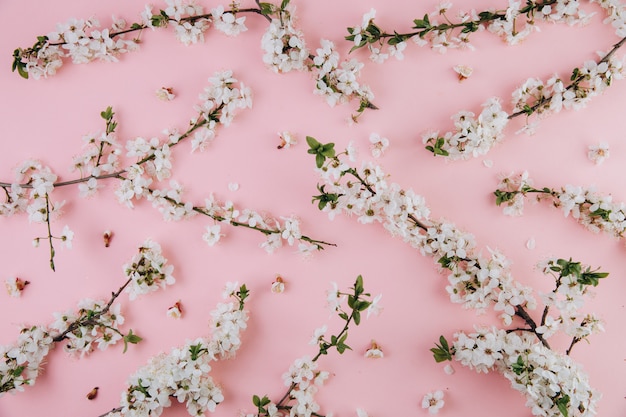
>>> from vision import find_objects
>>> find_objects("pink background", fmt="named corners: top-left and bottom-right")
top-left (1, 1), bottom-right (625, 416)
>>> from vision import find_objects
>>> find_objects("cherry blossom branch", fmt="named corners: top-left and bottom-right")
top-left (11, 0), bottom-right (376, 119)
top-left (250, 276), bottom-right (381, 417)
top-left (1, 72), bottom-right (335, 268)
top-left (308, 138), bottom-right (607, 417)
top-left (0, 239), bottom-right (175, 395)
top-left (423, 35), bottom-right (626, 159)
top-left (97, 282), bottom-right (249, 417)
top-left (494, 171), bottom-right (626, 239)
top-left (346, 0), bottom-right (587, 61)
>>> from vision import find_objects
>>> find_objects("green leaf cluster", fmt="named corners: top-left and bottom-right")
top-left (123, 329), bottom-right (143, 353)
top-left (548, 258), bottom-right (608, 288)
top-left (100, 106), bottom-right (117, 134)
top-left (236, 283), bottom-right (250, 310)
top-left (306, 136), bottom-right (336, 168)
top-left (12, 36), bottom-right (48, 79)
top-left (151, 11), bottom-right (170, 27)
top-left (346, 20), bottom-right (382, 52)
top-left (430, 335), bottom-right (452, 362)
top-left (424, 137), bottom-right (449, 156)
top-left (252, 394), bottom-right (272, 412)
top-left (312, 184), bottom-right (340, 210)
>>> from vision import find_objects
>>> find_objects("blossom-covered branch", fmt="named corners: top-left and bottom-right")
top-left (0, 239), bottom-right (174, 396)
top-left (346, 1), bottom-right (593, 62)
top-left (249, 275), bottom-right (382, 417)
top-left (495, 171), bottom-right (626, 239)
top-left (307, 137), bottom-right (607, 417)
top-left (12, 0), bottom-right (376, 119)
top-left (423, 35), bottom-right (625, 159)
top-left (0, 71), bottom-right (333, 269)
top-left (98, 282), bottom-right (249, 417)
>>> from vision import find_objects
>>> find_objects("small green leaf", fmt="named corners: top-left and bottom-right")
top-left (430, 335), bottom-right (452, 362)
top-left (354, 275), bottom-right (364, 296)
top-left (259, 2), bottom-right (275, 16)
top-left (353, 310), bottom-right (361, 325)
top-left (315, 153), bottom-right (325, 168)
top-left (306, 135), bottom-right (321, 150)
top-left (511, 355), bottom-right (525, 375)
top-left (123, 329), bottom-right (143, 353)
top-left (555, 394), bottom-right (570, 417)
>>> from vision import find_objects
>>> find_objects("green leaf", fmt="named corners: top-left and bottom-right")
top-left (494, 190), bottom-right (517, 206)
top-left (17, 63), bottom-right (29, 80)
top-left (555, 394), bottom-right (570, 417)
top-left (252, 395), bottom-right (261, 407)
top-left (315, 153), bottom-right (325, 168)
top-left (413, 14), bottom-right (431, 29)
top-left (306, 135), bottom-right (320, 150)
top-left (100, 106), bottom-right (114, 121)
top-left (430, 335), bottom-right (452, 362)
top-left (354, 275), bottom-right (364, 296)
top-left (259, 2), bottom-right (275, 16)
top-left (321, 143), bottom-right (336, 158)
top-left (280, 0), bottom-right (290, 11)
top-left (511, 355), bottom-right (525, 375)
top-left (130, 23), bottom-right (144, 30)
top-left (123, 329), bottom-right (143, 353)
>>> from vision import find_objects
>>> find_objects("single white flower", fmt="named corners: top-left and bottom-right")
top-left (278, 131), bottom-right (297, 149)
top-left (587, 142), bottom-right (610, 164)
top-left (366, 293), bottom-right (383, 318)
top-left (228, 182), bottom-right (240, 191)
top-left (60, 225), bottom-right (74, 248)
top-left (453, 64), bottom-right (473, 80)
top-left (155, 87), bottom-right (175, 101)
top-left (421, 390), bottom-right (445, 414)
top-left (369, 132), bottom-right (389, 158)
top-left (203, 224), bottom-right (223, 246)
top-left (364, 340), bottom-right (384, 358)
top-left (271, 276), bottom-right (285, 293)
top-left (166, 301), bottom-right (182, 319)
top-left (5, 277), bottom-right (29, 297)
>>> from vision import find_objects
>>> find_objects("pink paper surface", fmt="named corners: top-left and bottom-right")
top-left (1, 1), bottom-right (625, 416)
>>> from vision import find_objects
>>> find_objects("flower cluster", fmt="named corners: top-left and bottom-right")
top-left (12, 1), bottom-right (374, 118)
top-left (50, 299), bottom-right (128, 357)
top-left (494, 171), bottom-right (626, 238)
top-left (123, 239), bottom-right (176, 300)
top-left (104, 283), bottom-right (249, 417)
top-left (0, 326), bottom-right (54, 395)
top-left (12, 16), bottom-right (138, 79)
top-left (423, 98), bottom-right (508, 158)
top-left (346, 2), bottom-right (592, 62)
top-left (249, 276), bottom-right (381, 417)
top-left (260, 4), bottom-right (375, 119)
top-left (1, 70), bottom-right (334, 270)
top-left (309, 139), bottom-right (607, 417)
top-left (424, 45), bottom-right (625, 159)
top-left (116, 70), bottom-right (252, 210)
top-left (309, 137), bottom-right (535, 325)
top-left (450, 327), bottom-right (598, 417)
top-left (0, 258), bottom-right (157, 396)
